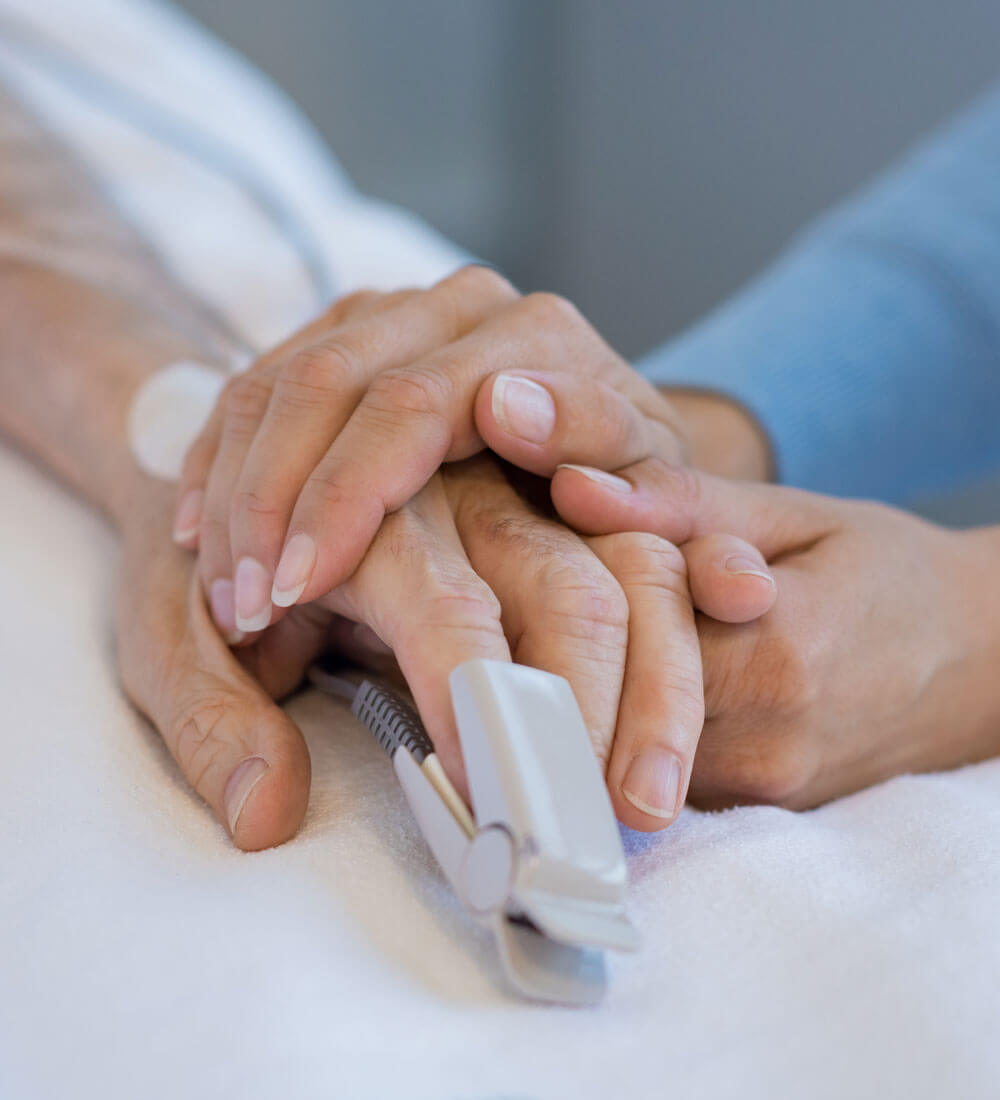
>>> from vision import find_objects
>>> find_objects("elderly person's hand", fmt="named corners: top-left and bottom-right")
top-left (138, 443), bottom-right (775, 847)
top-left (550, 460), bottom-right (1000, 806)
top-left (172, 268), bottom-right (770, 634)
top-left (122, 459), bottom-right (774, 847)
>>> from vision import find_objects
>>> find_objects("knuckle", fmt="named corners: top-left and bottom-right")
top-left (520, 290), bottom-right (583, 330)
top-left (534, 556), bottom-right (629, 647)
top-left (365, 365), bottom-right (450, 422)
top-left (642, 459), bottom-right (704, 541)
top-left (381, 515), bottom-right (504, 630)
top-left (170, 693), bottom-right (241, 793)
top-left (279, 341), bottom-right (355, 405)
top-left (222, 374), bottom-right (272, 435)
top-left (324, 288), bottom-right (376, 323)
top-left (233, 482), bottom-right (285, 529)
top-left (597, 531), bottom-right (687, 591)
top-left (421, 577), bottom-right (504, 633)
top-left (448, 263), bottom-right (517, 301)
top-left (471, 510), bottom-right (629, 650)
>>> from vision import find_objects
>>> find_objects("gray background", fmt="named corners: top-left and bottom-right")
top-left (176, 0), bottom-right (1000, 360)
top-left (176, 0), bottom-right (1000, 521)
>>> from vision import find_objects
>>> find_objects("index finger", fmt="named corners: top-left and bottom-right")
top-left (273, 292), bottom-right (653, 608)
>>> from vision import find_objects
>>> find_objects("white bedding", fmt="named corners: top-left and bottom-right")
top-left (1, 2), bottom-right (999, 1096)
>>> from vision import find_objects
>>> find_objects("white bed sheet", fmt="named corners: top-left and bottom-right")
top-left (3, 443), bottom-right (999, 1099)
top-left (1, 1), bottom-right (999, 1095)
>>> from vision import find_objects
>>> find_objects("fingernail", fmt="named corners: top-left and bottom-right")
top-left (224, 756), bottom-right (269, 836)
top-left (623, 749), bottom-right (683, 820)
top-left (556, 464), bottom-right (632, 494)
top-left (724, 553), bottom-right (775, 587)
top-left (209, 578), bottom-right (245, 645)
top-left (234, 556), bottom-right (272, 632)
top-left (492, 374), bottom-right (556, 443)
top-left (271, 533), bottom-right (316, 607)
top-left (172, 489), bottom-right (204, 544)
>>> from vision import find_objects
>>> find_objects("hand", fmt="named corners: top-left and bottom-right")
top-left (149, 448), bottom-right (775, 843)
top-left (119, 466), bottom-right (526, 850)
top-left (437, 456), bottom-right (775, 829)
top-left (550, 460), bottom-right (1000, 806)
top-left (171, 268), bottom-right (705, 633)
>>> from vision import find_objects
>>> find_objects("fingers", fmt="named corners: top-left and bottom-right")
top-left (472, 369), bottom-right (683, 477)
top-left (551, 457), bottom-right (837, 559)
top-left (235, 271), bottom-right (516, 611)
top-left (587, 533), bottom-right (705, 831)
top-left (444, 458), bottom-right (629, 768)
top-left (445, 459), bottom-right (704, 833)
top-left (319, 475), bottom-right (512, 790)
top-left (170, 289), bottom-right (389, 550)
top-left (117, 544), bottom-right (312, 852)
top-left (272, 287), bottom-right (646, 608)
top-left (681, 533), bottom-right (777, 623)
top-left (200, 366), bottom-right (282, 632)
top-left (187, 267), bottom-right (517, 636)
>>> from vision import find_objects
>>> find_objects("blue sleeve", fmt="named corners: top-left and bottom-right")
top-left (637, 81), bottom-right (1000, 504)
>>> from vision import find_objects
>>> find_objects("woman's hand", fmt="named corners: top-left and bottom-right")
top-left (122, 460), bottom-right (775, 848)
top-left (171, 269), bottom-right (714, 634)
top-left (133, 439), bottom-right (778, 847)
top-left (551, 461), bottom-right (1000, 806)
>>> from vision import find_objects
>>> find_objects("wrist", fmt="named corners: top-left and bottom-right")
top-left (661, 387), bottom-right (774, 481)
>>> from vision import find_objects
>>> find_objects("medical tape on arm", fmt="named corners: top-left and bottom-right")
top-left (127, 359), bottom-right (237, 481)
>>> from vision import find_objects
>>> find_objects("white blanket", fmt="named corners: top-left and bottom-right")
top-left (1, 2), bottom-right (999, 1096)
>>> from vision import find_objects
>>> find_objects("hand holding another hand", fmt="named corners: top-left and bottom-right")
top-left (552, 460), bottom-right (1000, 806)
top-left (171, 266), bottom-right (712, 631)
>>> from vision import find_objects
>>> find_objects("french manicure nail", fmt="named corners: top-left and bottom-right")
top-left (492, 374), bottom-right (556, 444)
top-left (556, 464), bottom-right (632, 494)
top-left (623, 748), bottom-right (683, 820)
top-left (234, 556), bottom-right (272, 633)
top-left (271, 533), bottom-right (316, 607)
top-left (724, 553), bottom-right (775, 586)
top-left (209, 578), bottom-right (244, 645)
top-left (224, 756), bottom-right (269, 836)
top-left (172, 489), bottom-right (204, 544)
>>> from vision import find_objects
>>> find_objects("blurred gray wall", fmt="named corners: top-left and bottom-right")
top-left (176, 0), bottom-right (1000, 363)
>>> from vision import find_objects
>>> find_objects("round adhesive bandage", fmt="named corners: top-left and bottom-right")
top-left (127, 360), bottom-right (228, 481)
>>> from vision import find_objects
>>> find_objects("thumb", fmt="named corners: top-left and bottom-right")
top-left (118, 553), bottom-right (311, 851)
top-left (551, 458), bottom-right (838, 559)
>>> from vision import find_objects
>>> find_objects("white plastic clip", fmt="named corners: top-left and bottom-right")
top-left (314, 658), bottom-right (639, 1004)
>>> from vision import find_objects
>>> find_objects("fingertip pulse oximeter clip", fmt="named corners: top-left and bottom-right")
top-left (310, 658), bottom-right (639, 1005)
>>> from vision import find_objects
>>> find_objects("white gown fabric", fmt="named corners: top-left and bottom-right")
top-left (1, 2), bottom-right (998, 1097)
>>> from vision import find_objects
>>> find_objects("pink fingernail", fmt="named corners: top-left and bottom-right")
top-left (224, 756), bottom-right (269, 836)
top-left (234, 557), bottom-right (272, 633)
top-left (623, 749), bottom-right (682, 820)
top-left (271, 533), bottom-right (316, 607)
top-left (172, 489), bottom-right (204, 545)
top-left (724, 553), bottom-right (775, 587)
top-left (556, 464), bottom-right (632, 494)
top-left (492, 375), bottom-right (556, 443)
top-left (209, 578), bottom-right (244, 645)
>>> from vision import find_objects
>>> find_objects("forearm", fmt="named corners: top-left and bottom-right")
top-left (639, 81), bottom-right (1000, 504)
top-left (0, 83), bottom-right (232, 525)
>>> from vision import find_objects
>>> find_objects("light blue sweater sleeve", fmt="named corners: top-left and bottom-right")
top-left (637, 82), bottom-right (1000, 504)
